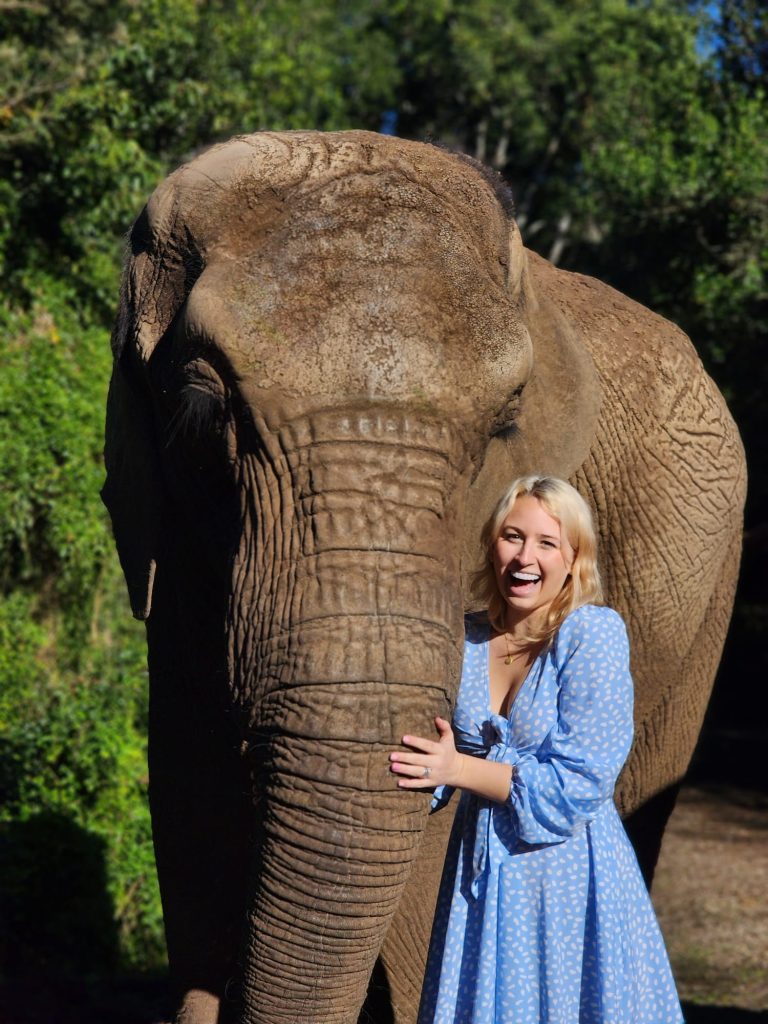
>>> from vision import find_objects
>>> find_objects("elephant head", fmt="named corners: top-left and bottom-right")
top-left (102, 132), bottom-right (742, 1023)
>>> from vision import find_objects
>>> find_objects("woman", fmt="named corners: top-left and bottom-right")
top-left (390, 475), bottom-right (683, 1024)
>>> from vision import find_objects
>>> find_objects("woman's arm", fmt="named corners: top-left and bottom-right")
top-left (390, 607), bottom-right (634, 842)
top-left (507, 608), bottom-right (633, 842)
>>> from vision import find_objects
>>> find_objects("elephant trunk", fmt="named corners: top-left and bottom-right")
top-left (230, 409), bottom-right (469, 1023)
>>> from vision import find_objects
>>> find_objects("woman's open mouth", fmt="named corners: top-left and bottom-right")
top-left (508, 570), bottom-right (541, 593)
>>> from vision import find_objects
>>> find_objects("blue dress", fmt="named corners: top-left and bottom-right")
top-left (418, 604), bottom-right (683, 1024)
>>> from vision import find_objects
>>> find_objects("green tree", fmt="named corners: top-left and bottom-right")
top-left (0, 283), bottom-right (161, 971)
top-left (712, 0), bottom-right (767, 92)
top-left (0, 0), bottom-right (400, 310)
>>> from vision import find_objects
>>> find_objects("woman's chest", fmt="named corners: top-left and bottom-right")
top-left (453, 640), bottom-right (560, 751)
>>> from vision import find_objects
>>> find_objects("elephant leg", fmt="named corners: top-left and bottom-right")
top-left (374, 804), bottom-right (456, 1024)
top-left (173, 989), bottom-right (224, 1024)
top-left (149, 687), bottom-right (251, 1024)
top-left (622, 526), bottom-right (743, 888)
top-left (147, 567), bottom-right (251, 1024)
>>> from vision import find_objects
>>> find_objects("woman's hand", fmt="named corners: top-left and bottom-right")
top-left (390, 717), bottom-right (515, 802)
top-left (389, 717), bottom-right (465, 789)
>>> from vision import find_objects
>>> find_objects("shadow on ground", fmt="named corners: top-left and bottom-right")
top-left (0, 975), bottom-right (171, 1024)
top-left (0, 813), bottom-right (170, 1024)
top-left (684, 1005), bottom-right (768, 1023)
top-left (0, 812), bottom-right (118, 981)
top-left (4, 985), bottom-right (768, 1024)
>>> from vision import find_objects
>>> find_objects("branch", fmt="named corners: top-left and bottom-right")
top-left (548, 211), bottom-right (572, 266)
top-left (3, 75), bottom-right (81, 110)
top-left (522, 219), bottom-right (545, 238)
top-left (516, 133), bottom-right (561, 227)
top-left (474, 118), bottom-right (488, 164)
top-left (492, 116), bottom-right (511, 170)
top-left (0, 2), bottom-right (47, 10)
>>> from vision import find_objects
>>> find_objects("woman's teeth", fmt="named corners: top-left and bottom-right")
top-left (511, 571), bottom-right (540, 583)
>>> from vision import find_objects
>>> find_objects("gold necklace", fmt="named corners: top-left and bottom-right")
top-left (503, 633), bottom-right (524, 665)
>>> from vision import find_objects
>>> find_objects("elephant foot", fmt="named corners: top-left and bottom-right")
top-left (173, 988), bottom-right (221, 1024)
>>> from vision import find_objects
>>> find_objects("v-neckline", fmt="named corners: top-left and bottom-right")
top-left (485, 641), bottom-right (542, 719)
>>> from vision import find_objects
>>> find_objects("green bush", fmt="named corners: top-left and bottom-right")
top-left (0, 282), bottom-right (163, 972)
top-left (0, 572), bottom-right (163, 972)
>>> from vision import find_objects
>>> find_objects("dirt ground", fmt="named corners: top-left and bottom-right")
top-left (652, 784), bottom-right (768, 1017)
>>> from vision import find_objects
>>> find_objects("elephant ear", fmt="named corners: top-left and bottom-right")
top-left (464, 247), bottom-right (602, 582)
top-left (101, 205), bottom-right (172, 619)
top-left (101, 272), bottom-right (166, 621)
top-left (102, 174), bottom-right (206, 619)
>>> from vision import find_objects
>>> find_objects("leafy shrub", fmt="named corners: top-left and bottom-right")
top-left (0, 283), bottom-right (163, 972)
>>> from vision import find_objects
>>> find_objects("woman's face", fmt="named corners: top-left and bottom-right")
top-left (492, 495), bottom-right (574, 628)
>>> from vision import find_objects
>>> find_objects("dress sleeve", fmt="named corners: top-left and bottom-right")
top-left (429, 784), bottom-right (454, 813)
top-left (506, 607), bottom-right (634, 845)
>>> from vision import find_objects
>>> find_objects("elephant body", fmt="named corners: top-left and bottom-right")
top-left (102, 131), bottom-right (745, 1024)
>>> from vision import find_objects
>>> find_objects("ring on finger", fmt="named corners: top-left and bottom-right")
top-left (422, 766), bottom-right (432, 779)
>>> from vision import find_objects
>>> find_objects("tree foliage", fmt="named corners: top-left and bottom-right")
top-left (0, 0), bottom-right (399, 311)
top-left (0, 283), bottom-right (162, 970)
top-left (0, 0), bottom-right (764, 980)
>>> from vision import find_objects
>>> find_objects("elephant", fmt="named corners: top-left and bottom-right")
top-left (102, 130), bottom-right (745, 1024)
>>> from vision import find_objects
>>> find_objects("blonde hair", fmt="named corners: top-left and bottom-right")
top-left (471, 475), bottom-right (603, 646)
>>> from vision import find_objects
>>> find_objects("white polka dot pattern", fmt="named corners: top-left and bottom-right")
top-left (420, 605), bottom-right (684, 1024)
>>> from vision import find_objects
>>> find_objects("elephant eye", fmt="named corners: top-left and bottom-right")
top-left (165, 359), bottom-right (229, 447)
top-left (160, 358), bottom-right (240, 536)
top-left (168, 382), bottom-right (226, 444)
top-left (489, 389), bottom-right (523, 438)
top-left (159, 359), bottom-right (240, 545)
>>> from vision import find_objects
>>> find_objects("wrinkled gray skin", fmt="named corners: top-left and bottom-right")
top-left (102, 132), bottom-right (745, 1024)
